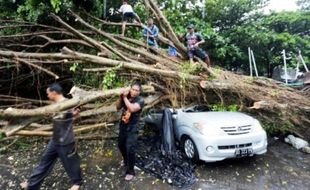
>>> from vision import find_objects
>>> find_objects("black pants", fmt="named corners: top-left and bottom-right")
top-left (27, 140), bottom-right (82, 190)
top-left (122, 12), bottom-right (137, 22)
top-left (118, 122), bottom-right (138, 175)
top-left (187, 48), bottom-right (208, 60)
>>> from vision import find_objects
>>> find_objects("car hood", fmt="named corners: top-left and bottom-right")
top-left (180, 111), bottom-right (255, 128)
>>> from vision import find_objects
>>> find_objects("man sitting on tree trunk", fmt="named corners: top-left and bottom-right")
top-left (117, 0), bottom-right (142, 36)
top-left (20, 83), bottom-right (82, 190)
top-left (116, 81), bottom-right (145, 181)
top-left (185, 24), bottom-right (211, 67)
top-left (143, 17), bottom-right (159, 49)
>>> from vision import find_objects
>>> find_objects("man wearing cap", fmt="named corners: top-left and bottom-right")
top-left (20, 83), bottom-right (82, 190)
top-left (118, 0), bottom-right (142, 36)
top-left (185, 24), bottom-right (211, 67)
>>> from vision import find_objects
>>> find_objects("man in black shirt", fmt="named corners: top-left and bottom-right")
top-left (116, 81), bottom-right (144, 181)
top-left (185, 24), bottom-right (211, 67)
top-left (20, 83), bottom-right (82, 190)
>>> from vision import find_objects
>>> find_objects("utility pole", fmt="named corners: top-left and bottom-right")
top-left (248, 47), bottom-right (253, 77)
top-left (299, 50), bottom-right (309, 72)
top-left (251, 50), bottom-right (259, 77)
top-left (282, 50), bottom-right (288, 84)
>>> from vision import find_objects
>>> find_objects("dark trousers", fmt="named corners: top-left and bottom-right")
top-left (27, 140), bottom-right (82, 190)
top-left (187, 48), bottom-right (208, 60)
top-left (118, 122), bottom-right (138, 175)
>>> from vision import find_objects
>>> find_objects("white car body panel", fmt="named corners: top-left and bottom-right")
top-left (145, 107), bottom-right (268, 162)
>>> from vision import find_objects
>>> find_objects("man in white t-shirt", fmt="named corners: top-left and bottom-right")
top-left (118, 0), bottom-right (142, 36)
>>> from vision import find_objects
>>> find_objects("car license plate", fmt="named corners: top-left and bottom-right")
top-left (235, 148), bottom-right (253, 157)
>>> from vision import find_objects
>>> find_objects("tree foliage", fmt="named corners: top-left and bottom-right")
top-left (155, 0), bottom-right (309, 75)
top-left (297, 0), bottom-right (310, 10)
top-left (0, 0), bottom-right (309, 76)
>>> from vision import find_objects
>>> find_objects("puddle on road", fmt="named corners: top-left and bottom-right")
top-left (0, 137), bottom-right (309, 190)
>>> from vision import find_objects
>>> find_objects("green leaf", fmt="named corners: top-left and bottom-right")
top-left (50, 0), bottom-right (61, 13)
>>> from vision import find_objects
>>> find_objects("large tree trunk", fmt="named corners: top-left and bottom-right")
top-left (145, 0), bottom-right (187, 56)
top-left (0, 85), bottom-right (154, 118)
top-left (0, 1), bottom-right (309, 141)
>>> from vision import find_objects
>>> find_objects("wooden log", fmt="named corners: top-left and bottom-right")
top-left (69, 11), bottom-right (178, 69)
top-left (84, 11), bottom-right (174, 48)
top-left (0, 49), bottom-right (201, 81)
top-left (146, 0), bottom-right (187, 56)
top-left (144, 95), bottom-right (173, 110)
top-left (74, 123), bottom-right (113, 133)
top-left (0, 95), bottom-right (51, 105)
top-left (5, 117), bottom-right (41, 137)
top-left (75, 135), bottom-right (118, 141)
top-left (14, 57), bottom-right (59, 79)
top-left (143, 0), bottom-right (169, 38)
top-left (80, 104), bottom-right (116, 118)
top-left (14, 123), bottom-right (113, 137)
top-left (15, 130), bottom-right (52, 137)
top-left (79, 94), bottom-right (163, 118)
top-left (50, 14), bottom-right (112, 57)
top-left (0, 85), bottom-right (154, 118)
top-left (112, 35), bottom-right (183, 64)
top-left (61, 47), bottom-right (200, 81)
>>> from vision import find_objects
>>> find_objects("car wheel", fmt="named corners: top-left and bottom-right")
top-left (183, 136), bottom-right (199, 161)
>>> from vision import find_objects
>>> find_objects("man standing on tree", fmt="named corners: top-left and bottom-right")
top-left (116, 81), bottom-right (144, 181)
top-left (20, 83), bottom-right (82, 190)
top-left (185, 24), bottom-right (211, 67)
top-left (143, 17), bottom-right (159, 49)
top-left (118, 0), bottom-right (142, 36)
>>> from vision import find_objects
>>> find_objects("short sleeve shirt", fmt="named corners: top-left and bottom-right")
top-left (185, 33), bottom-right (203, 50)
top-left (119, 4), bottom-right (134, 14)
top-left (121, 96), bottom-right (144, 126)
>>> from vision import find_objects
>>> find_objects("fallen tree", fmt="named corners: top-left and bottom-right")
top-left (0, 0), bottom-right (309, 141)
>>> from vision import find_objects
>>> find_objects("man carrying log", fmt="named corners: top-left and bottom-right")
top-left (116, 81), bottom-right (145, 181)
top-left (143, 17), bottom-right (159, 49)
top-left (117, 0), bottom-right (142, 36)
top-left (20, 83), bottom-right (82, 190)
top-left (185, 24), bottom-right (211, 67)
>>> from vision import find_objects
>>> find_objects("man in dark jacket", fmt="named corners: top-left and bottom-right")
top-left (116, 81), bottom-right (144, 181)
top-left (20, 83), bottom-right (82, 190)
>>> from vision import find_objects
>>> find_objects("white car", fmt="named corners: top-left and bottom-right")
top-left (144, 105), bottom-right (268, 162)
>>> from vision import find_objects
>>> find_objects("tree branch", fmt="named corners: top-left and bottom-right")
top-left (70, 11), bottom-right (178, 69)
top-left (14, 57), bottom-right (60, 79)
top-left (50, 14), bottom-right (112, 57)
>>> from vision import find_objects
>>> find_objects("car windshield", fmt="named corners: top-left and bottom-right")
top-left (183, 105), bottom-right (211, 113)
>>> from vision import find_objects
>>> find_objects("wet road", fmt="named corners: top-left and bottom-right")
top-left (0, 137), bottom-right (309, 190)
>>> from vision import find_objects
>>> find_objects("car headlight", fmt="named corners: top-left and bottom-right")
top-left (193, 122), bottom-right (222, 136)
top-left (252, 119), bottom-right (264, 132)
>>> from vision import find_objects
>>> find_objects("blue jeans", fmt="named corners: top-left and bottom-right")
top-left (147, 39), bottom-right (158, 48)
top-left (27, 140), bottom-right (82, 190)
